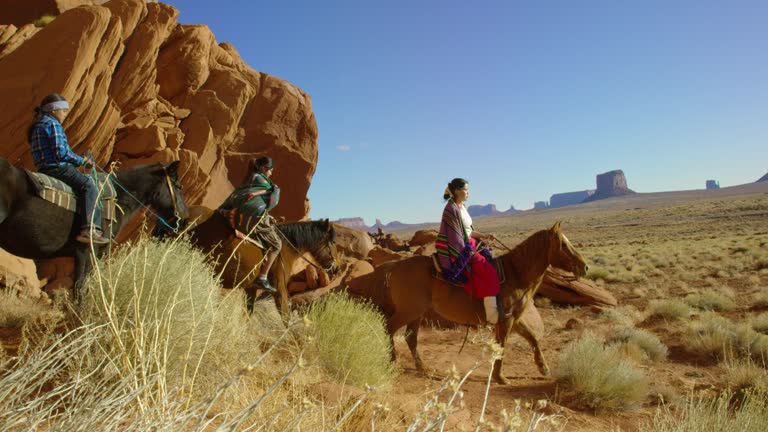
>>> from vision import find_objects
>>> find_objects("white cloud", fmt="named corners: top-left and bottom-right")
top-left (336, 145), bottom-right (351, 151)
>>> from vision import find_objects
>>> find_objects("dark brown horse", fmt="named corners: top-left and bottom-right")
top-left (357, 222), bottom-right (588, 384)
top-left (0, 158), bottom-right (189, 301)
top-left (187, 209), bottom-right (338, 315)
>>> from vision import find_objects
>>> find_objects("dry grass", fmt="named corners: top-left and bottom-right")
top-left (555, 331), bottom-right (648, 411)
top-left (684, 289), bottom-right (736, 312)
top-left (598, 305), bottom-right (644, 327)
top-left (0, 288), bottom-right (62, 328)
top-left (607, 327), bottom-right (668, 362)
top-left (646, 299), bottom-right (693, 321)
top-left (753, 312), bottom-right (768, 335)
top-left (641, 389), bottom-right (768, 432)
top-left (724, 359), bottom-right (768, 392)
top-left (33, 15), bottom-right (55, 27)
top-left (688, 312), bottom-right (768, 362)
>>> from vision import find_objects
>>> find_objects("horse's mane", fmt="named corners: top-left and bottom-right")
top-left (277, 220), bottom-right (334, 251)
top-left (503, 229), bottom-right (551, 268)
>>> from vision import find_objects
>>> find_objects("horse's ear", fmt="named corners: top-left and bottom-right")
top-left (165, 161), bottom-right (181, 179)
top-left (324, 218), bottom-right (331, 231)
top-left (551, 221), bottom-right (561, 232)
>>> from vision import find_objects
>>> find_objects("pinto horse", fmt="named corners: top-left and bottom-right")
top-left (0, 158), bottom-right (189, 302)
top-left (358, 222), bottom-right (588, 384)
top-left (187, 209), bottom-right (338, 316)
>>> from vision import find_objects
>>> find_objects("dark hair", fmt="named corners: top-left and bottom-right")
top-left (251, 156), bottom-right (273, 171)
top-left (28, 93), bottom-right (68, 140)
top-left (443, 178), bottom-right (468, 200)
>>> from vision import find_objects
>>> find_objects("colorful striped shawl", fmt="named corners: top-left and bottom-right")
top-left (435, 200), bottom-right (474, 283)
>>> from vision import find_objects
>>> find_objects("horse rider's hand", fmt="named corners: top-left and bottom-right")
top-left (83, 158), bottom-right (94, 169)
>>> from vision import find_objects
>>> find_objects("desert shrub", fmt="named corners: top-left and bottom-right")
top-left (753, 312), bottom-right (768, 335)
top-left (80, 236), bottom-right (263, 405)
top-left (754, 289), bottom-right (768, 308)
top-left (607, 327), bottom-right (668, 362)
top-left (684, 289), bottom-right (736, 312)
top-left (646, 299), bottom-right (692, 321)
top-left (586, 267), bottom-right (610, 281)
top-left (641, 389), bottom-right (768, 432)
top-left (0, 289), bottom-right (62, 328)
top-left (33, 15), bottom-right (55, 27)
top-left (724, 359), bottom-right (768, 392)
top-left (306, 292), bottom-right (396, 388)
top-left (598, 305), bottom-right (644, 327)
top-left (688, 312), bottom-right (768, 362)
top-left (555, 331), bottom-right (648, 410)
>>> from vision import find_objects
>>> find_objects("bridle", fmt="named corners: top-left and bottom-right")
top-left (275, 228), bottom-right (337, 273)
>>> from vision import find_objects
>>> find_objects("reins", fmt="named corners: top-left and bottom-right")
top-left (86, 153), bottom-right (181, 233)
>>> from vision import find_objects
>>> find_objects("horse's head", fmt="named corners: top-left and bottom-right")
top-left (278, 218), bottom-right (339, 274)
top-left (547, 221), bottom-right (588, 278)
top-left (309, 219), bottom-right (339, 274)
top-left (148, 161), bottom-right (190, 237)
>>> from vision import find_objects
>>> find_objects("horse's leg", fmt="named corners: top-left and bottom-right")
top-left (73, 245), bottom-right (98, 305)
top-left (512, 320), bottom-right (549, 376)
top-left (492, 319), bottom-right (513, 385)
top-left (405, 319), bottom-right (426, 373)
top-left (386, 311), bottom-right (411, 365)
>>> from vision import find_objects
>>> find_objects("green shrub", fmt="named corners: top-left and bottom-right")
top-left (607, 327), bottom-right (668, 362)
top-left (306, 292), bottom-right (397, 388)
top-left (555, 332), bottom-right (648, 410)
top-left (688, 312), bottom-right (768, 362)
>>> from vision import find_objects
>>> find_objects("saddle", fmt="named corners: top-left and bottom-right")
top-left (26, 170), bottom-right (118, 236)
top-left (430, 254), bottom-right (506, 287)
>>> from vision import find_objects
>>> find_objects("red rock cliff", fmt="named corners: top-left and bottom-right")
top-left (0, 0), bottom-right (318, 221)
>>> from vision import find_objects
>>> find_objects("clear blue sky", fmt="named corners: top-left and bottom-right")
top-left (165, 0), bottom-right (767, 225)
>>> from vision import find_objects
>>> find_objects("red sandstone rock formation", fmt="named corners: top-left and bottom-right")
top-left (0, 0), bottom-right (318, 291)
top-left (0, 0), bottom-right (317, 221)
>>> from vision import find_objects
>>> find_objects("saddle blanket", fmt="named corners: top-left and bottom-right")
top-left (26, 170), bottom-right (119, 232)
top-left (431, 254), bottom-right (506, 287)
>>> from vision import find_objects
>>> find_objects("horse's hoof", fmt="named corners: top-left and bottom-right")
top-left (538, 365), bottom-right (550, 377)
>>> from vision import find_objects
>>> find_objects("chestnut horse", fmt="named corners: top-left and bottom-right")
top-left (358, 222), bottom-right (588, 384)
top-left (187, 210), bottom-right (338, 315)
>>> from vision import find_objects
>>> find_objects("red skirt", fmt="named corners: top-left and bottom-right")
top-left (463, 238), bottom-right (500, 298)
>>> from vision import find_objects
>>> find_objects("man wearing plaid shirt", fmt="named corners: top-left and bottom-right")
top-left (28, 94), bottom-right (110, 245)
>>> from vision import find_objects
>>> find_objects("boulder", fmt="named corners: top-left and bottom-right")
top-left (332, 224), bottom-right (374, 259)
top-left (0, 249), bottom-right (43, 300)
top-left (367, 247), bottom-right (406, 267)
top-left (409, 229), bottom-right (437, 247)
top-left (537, 267), bottom-right (617, 307)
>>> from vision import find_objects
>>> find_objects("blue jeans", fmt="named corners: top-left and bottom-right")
top-left (40, 164), bottom-right (102, 230)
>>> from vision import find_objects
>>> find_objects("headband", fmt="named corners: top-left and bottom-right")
top-left (41, 100), bottom-right (70, 112)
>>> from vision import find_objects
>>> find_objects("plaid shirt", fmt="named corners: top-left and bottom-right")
top-left (28, 113), bottom-right (84, 169)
